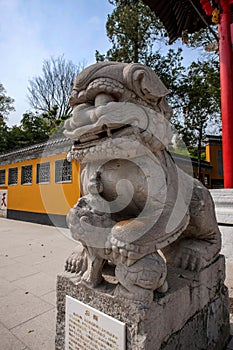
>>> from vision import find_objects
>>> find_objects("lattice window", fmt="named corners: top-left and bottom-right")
top-left (8, 167), bottom-right (18, 185)
top-left (0, 169), bottom-right (6, 185)
top-left (21, 165), bottom-right (32, 184)
top-left (37, 162), bottom-right (50, 184)
top-left (55, 159), bottom-right (72, 183)
top-left (217, 150), bottom-right (223, 177)
top-left (204, 174), bottom-right (210, 187)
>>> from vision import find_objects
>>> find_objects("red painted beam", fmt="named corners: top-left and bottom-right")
top-left (200, 0), bottom-right (214, 16)
top-left (219, 0), bottom-right (233, 187)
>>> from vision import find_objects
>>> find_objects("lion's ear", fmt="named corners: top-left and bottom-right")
top-left (123, 63), bottom-right (170, 106)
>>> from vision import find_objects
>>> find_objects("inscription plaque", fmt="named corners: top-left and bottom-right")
top-left (65, 295), bottom-right (126, 350)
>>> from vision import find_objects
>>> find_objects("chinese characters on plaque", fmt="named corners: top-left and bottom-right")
top-left (65, 296), bottom-right (126, 350)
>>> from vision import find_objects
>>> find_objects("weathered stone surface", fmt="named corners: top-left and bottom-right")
top-left (56, 62), bottom-right (230, 349)
top-left (55, 255), bottom-right (230, 350)
top-left (63, 62), bottom-right (222, 303)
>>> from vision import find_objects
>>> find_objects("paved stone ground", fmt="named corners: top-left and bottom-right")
top-left (0, 218), bottom-right (75, 350)
top-left (0, 218), bottom-right (232, 350)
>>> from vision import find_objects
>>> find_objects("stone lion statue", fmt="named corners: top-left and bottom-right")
top-left (63, 62), bottom-right (221, 303)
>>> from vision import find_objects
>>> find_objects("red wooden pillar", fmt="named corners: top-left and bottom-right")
top-left (219, 0), bottom-right (233, 187)
top-left (231, 0), bottom-right (233, 48)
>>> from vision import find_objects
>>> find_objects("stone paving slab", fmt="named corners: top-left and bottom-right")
top-left (40, 290), bottom-right (56, 307)
top-left (0, 322), bottom-right (27, 350)
top-left (11, 309), bottom-right (56, 350)
top-left (0, 218), bottom-right (75, 350)
top-left (0, 288), bottom-right (54, 329)
top-left (0, 262), bottom-right (41, 282)
top-left (0, 217), bottom-right (232, 349)
top-left (0, 276), bottom-right (20, 297)
top-left (11, 271), bottom-right (55, 297)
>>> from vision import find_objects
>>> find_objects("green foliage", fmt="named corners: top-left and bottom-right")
top-left (41, 104), bottom-right (71, 138)
top-left (20, 112), bottom-right (50, 142)
top-left (0, 119), bottom-right (9, 154)
top-left (0, 60), bottom-right (78, 153)
top-left (95, 0), bottom-right (221, 182)
top-left (1, 2), bottom-right (221, 167)
top-left (172, 147), bottom-right (191, 157)
top-left (171, 59), bottom-right (221, 179)
top-left (95, 0), bottom-right (186, 118)
top-left (172, 59), bottom-right (220, 146)
top-left (0, 83), bottom-right (15, 153)
top-left (148, 48), bottom-right (186, 110)
top-left (0, 83), bottom-right (15, 121)
top-left (96, 0), bottom-right (164, 63)
top-left (6, 125), bottom-right (29, 151)
top-left (4, 106), bottom-right (72, 152)
top-left (185, 26), bottom-right (218, 52)
top-left (3, 106), bottom-right (72, 153)
top-left (4, 112), bottom-right (50, 152)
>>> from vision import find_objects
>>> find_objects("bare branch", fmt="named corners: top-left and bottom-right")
top-left (27, 55), bottom-right (82, 120)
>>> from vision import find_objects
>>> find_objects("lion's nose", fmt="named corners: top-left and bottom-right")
top-left (94, 93), bottom-right (115, 107)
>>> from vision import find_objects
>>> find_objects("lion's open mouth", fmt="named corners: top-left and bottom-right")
top-left (73, 125), bottom-right (139, 150)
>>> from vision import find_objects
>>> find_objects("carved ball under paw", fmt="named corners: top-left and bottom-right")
top-left (115, 252), bottom-right (168, 301)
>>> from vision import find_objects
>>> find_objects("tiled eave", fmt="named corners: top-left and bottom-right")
top-left (0, 138), bottom-right (72, 166)
top-left (142, 0), bottom-right (212, 43)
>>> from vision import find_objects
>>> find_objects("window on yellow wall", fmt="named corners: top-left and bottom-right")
top-left (204, 174), bottom-right (210, 187)
top-left (0, 169), bottom-right (6, 185)
top-left (36, 162), bottom-right (50, 184)
top-left (8, 167), bottom-right (18, 185)
top-left (217, 150), bottom-right (223, 177)
top-left (55, 159), bottom-right (72, 183)
top-left (21, 165), bottom-right (32, 185)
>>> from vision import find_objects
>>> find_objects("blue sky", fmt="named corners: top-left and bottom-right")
top-left (0, 0), bottom-right (113, 125)
top-left (0, 0), bottom-right (200, 126)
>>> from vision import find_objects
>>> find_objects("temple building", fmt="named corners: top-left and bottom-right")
top-left (0, 136), bottom-right (223, 226)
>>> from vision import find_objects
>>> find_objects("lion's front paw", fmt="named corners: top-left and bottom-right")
top-left (105, 236), bottom-right (155, 266)
top-left (66, 208), bottom-right (85, 241)
top-left (65, 248), bottom-right (87, 274)
top-left (173, 240), bottom-right (209, 272)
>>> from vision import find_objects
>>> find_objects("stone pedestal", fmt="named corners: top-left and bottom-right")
top-left (56, 255), bottom-right (230, 350)
top-left (210, 189), bottom-right (233, 225)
